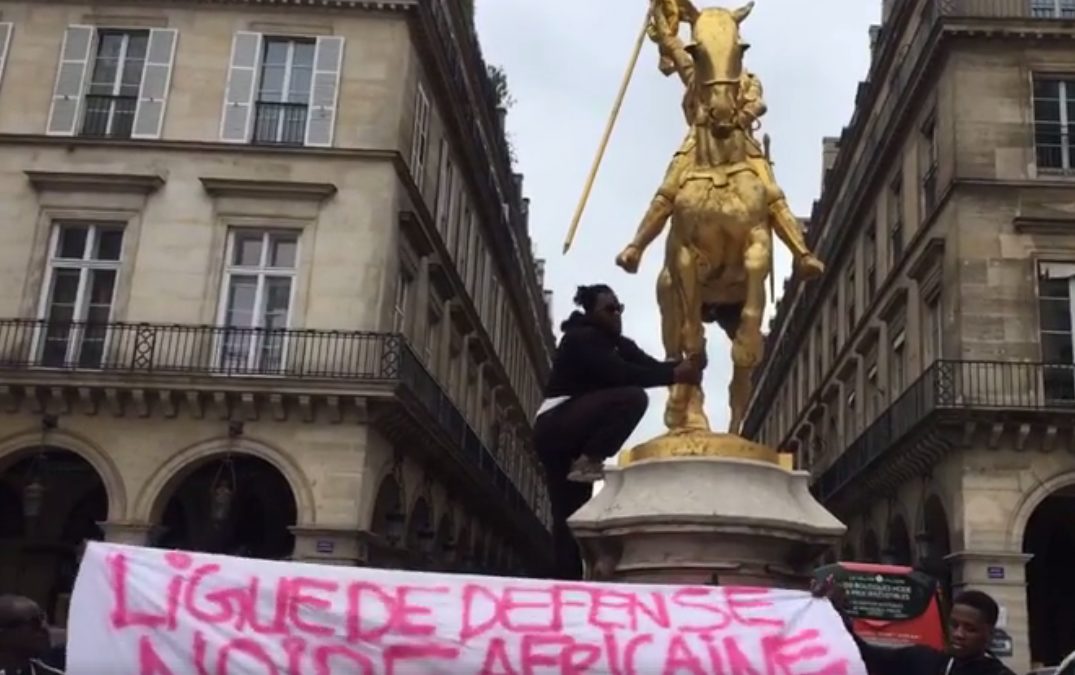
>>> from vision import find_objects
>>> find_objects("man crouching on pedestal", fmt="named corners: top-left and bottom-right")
top-left (534, 283), bottom-right (705, 580)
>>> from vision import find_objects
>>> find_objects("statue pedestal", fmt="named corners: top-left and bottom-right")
top-left (568, 441), bottom-right (846, 587)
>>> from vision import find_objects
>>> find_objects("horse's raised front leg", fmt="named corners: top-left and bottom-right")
top-left (729, 224), bottom-right (771, 434)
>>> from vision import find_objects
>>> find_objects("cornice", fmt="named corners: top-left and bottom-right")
top-left (199, 176), bottom-right (337, 201)
top-left (25, 170), bottom-right (164, 195)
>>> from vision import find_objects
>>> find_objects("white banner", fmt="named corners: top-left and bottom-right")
top-left (67, 542), bottom-right (866, 674)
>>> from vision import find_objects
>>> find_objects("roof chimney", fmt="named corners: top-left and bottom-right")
top-left (881, 0), bottom-right (896, 23)
top-left (821, 137), bottom-right (840, 193)
top-left (868, 25), bottom-right (881, 56)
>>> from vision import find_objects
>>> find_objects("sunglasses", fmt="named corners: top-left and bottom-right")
top-left (601, 302), bottom-right (625, 315)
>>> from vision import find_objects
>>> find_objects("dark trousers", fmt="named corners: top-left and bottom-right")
top-left (533, 387), bottom-right (648, 580)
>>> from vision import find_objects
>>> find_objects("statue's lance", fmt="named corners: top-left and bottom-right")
top-left (562, 5), bottom-right (652, 255)
top-left (764, 132), bottom-right (775, 300)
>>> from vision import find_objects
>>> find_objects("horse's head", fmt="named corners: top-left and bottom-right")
top-left (686, 2), bottom-right (753, 138)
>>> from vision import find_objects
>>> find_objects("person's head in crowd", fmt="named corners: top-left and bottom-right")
top-left (948, 590), bottom-right (1000, 659)
top-left (0, 594), bottom-right (51, 664)
top-left (573, 284), bottom-right (624, 336)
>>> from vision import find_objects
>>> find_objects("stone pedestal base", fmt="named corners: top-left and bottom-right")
top-left (569, 455), bottom-right (846, 587)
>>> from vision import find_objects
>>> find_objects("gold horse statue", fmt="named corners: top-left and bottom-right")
top-left (616, 0), bottom-right (824, 445)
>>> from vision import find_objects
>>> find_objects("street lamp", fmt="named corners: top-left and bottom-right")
top-left (418, 525), bottom-right (436, 556)
top-left (209, 455), bottom-right (237, 526)
top-left (385, 510), bottom-right (405, 546)
top-left (442, 534), bottom-right (457, 563)
top-left (23, 415), bottom-right (57, 525)
top-left (22, 476), bottom-right (45, 520)
top-left (914, 530), bottom-right (933, 563)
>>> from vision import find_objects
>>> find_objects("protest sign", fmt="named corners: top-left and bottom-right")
top-left (67, 542), bottom-right (866, 674)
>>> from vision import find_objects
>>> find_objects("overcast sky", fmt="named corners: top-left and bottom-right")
top-left (476, 1), bottom-right (881, 450)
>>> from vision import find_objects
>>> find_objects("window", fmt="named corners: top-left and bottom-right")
top-left (846, 267), bottom-right (857, 334)
top-left (0, 23), bottom-right (12, 92)
top-left (890, 329), bottom-right (906, 400)
top-left (1037, 262), bottom-right (1075, 401)
top-left (466, 228), bottom-right (481, 291)
top-left (829, 296), bottom-right (839, 362)
top-left (866, 362), bottom-right (881, 422)
top-left (808, 435), bottom-right (822, 471)
top-left (220, 33), bottom-right (343, 147)
top-left (814, 324), bottom-right (824, 386)
top-left (37, 223), bottom-right (124, 368)
top-left (435, 143), bottom-right (456, 234)
top-left (448, 336), bottom-right (464, 403)
top-left (865, 222), bottom-right (877, 303)
top-left (920, 116), bottom-right (938, 217)
top-left (252, 38), bottom-right (314, 145)
top-left (827, 403), bottom-right (840, 453)
top-left (425, 305), bottom-right (443, 374)
top-left (1033, 77), bottom-right (1075, 171)
top-left (393, 269), bottom-right (414, 335)
top-left (923, 295), bottom-right (942, 366)
top-left (474, 244), bottom-right (487, 311)
top-left (888, 175), bottom-right (904, 268)
top-left (81, 30), bottom-right (147, 138)
top-left (47, 27), bottom-right (178, 139)
top-left (217, 230), bottom-right (298, 373)
top-left (453, 200), bottom-right (470, 262)
top-left (845, 388), bottom-right (857, 443)
top-left (1032, 0), bottom-right (1075, 18)
top-left (410, 84), bottom-right (431, 189)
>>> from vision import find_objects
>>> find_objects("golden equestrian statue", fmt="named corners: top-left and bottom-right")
top-left (563, 0), bottom-right (824, 461)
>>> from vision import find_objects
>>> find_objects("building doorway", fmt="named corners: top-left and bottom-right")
top-left (0, 447), bottom-right (107, 624)
top-left (1025, 485), bottom-right (1075, 666)
top-left (155, 454), bottom-right (297, 559)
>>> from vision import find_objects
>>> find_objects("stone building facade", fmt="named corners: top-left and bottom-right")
top-left (0, 0), bottom-right (556, 624)
top-left (744, 0), bottom-right (1075, 670)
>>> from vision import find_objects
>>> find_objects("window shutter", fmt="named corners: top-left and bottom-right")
top-left (131, 28), bottom-right (178, 140)
top-left (304, 35), bottom-right (344, 148)
top-left (219, 31), bottom-right (261, 143)
top-left (410, 84), bottom-right (431, 187)
top-left (47, 25), bottom-right (94, 137)
top-left (0, 23), bottom-right (12, 91)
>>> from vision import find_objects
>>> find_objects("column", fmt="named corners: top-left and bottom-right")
top-left (947, 550), bottom-right (1032, 674)
top-left (98, 521), bottom-right (155, 546)
top-left (290, 527), bottom-right (369, 567)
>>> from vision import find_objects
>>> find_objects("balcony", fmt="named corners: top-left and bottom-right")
top-left (252, 101), bottom-right (308, 146)
top-left (814, 360), bottom-right (1075, 510)
top-left (81, 95), bottom-right (137, 139)
top-left (0, 319), bottom-right (550, 556)
top-left (940, 0), bottom-right (1075, 18)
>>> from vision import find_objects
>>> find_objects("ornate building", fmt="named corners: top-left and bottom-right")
top-left (0, 0), bottom-right (555, 624)
top-left (744, 0), bottom-right (1075, 670)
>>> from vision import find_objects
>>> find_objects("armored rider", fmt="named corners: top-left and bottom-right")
top-left (616, 0), bottom-right (824, 281)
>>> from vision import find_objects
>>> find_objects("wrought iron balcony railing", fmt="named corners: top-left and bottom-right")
top-left (0, 319), bottom-right (548, 542)
top-left (252, 101), bottom-right (309, 146)
top-left (81, 95), bottom-right (137, 139)
top-left (939, 0), bottom-right (1075, 18)
top-left (814, 360), bottom-right (1075, 504)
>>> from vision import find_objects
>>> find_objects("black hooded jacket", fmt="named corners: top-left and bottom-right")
top-left (542, 312), bottom-right (678, 399)
top-left (853, 633), bottom-right (1015, 675)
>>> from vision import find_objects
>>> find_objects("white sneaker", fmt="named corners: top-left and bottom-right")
top-left (567, 456), bottom-right (605, 483)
